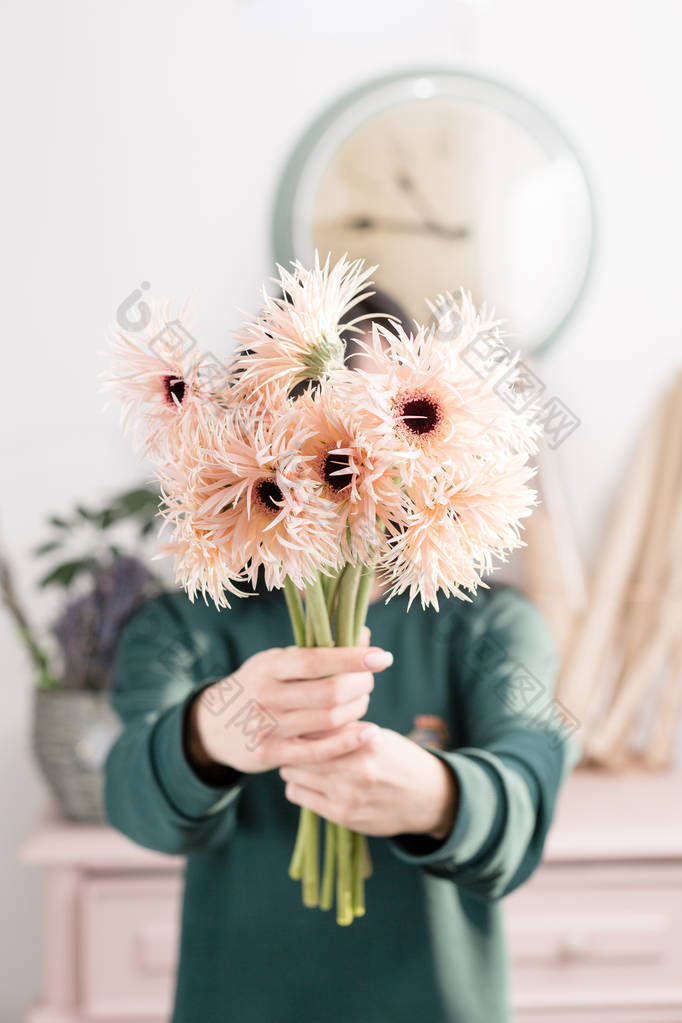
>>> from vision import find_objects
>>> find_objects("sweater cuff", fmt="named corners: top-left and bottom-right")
top-left (388, 748), bottom-right (503, 868)
top-left (149, 684), bottom-right (245, 821)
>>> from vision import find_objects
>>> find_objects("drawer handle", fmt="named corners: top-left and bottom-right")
top-left (558, 932), bottom-right (588, 961)
top-left (137, 923), bottom-right (178, 973)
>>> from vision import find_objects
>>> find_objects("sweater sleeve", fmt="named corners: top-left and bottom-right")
top-left (104, 595), bottom-right (246, 855)
top-left (388, 586), bottom-right (581, 901)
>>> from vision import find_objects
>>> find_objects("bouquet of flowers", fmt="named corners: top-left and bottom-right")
top-left (104, 253), bottom-right (540, 925)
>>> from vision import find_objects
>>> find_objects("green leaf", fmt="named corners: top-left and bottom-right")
top-left (37, 670), bottom-right (60, 690)
top-left (98, 507), bottom-right (123, 529)
top-left (48, 515), bottom-right (71, 529)
top-left (116, 488), bottom-right (160, 514)
top-left (76, 504), bottom-right (98, 521)
top-left (32, 540), bottom-right (63, 557)
top-left (38, 558), bottom-right (92, 588)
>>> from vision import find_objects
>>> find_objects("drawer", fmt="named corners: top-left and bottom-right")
top-left (80, 873), bottom-right (182, 1019)
top-left (506, 863), bottom-right (682, 1016)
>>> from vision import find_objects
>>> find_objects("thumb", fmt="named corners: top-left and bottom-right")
top-left (358, 625), bottom-right (371, 648)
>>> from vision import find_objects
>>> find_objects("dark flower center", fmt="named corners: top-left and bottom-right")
top-left (323, 450), bottom-right (352, 493)
top-left (255, 478), bottom-right (284, 514)
top-left (398, 394), bottom-right (442, 437)
top-left (163, 375), bottom-right (186, 407)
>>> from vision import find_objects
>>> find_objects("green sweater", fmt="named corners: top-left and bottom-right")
top-left (105, 583), bottom-right (579, 1023)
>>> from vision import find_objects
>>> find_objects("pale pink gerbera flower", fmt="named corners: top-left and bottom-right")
top-left (427, 287), bottom-right (544, 426)
top-left (155, 486), bottom-right (250, 611)
top-left (145, 413), bottom-right (250, 610)
top-left (294, 380), bottom-right (413, 561)
top-left (102, 303), bottom-right (224, 460)
top-left (426, 286), bottom-right (507, 351)
top-left (231, 252), bottom-right (376, 395)
top-left (378, 453), bottom-right (538, 610)
top-left (349, 320), bottom-right (541, 480)
top-left (158, 399), bottom-right (343, 603)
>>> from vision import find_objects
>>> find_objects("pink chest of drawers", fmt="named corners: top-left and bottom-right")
top-left (21, 769), bottom-right (682, 1023)
top-left (507, 770), bottom-right (682, 1023)
top-left (21, 827), bottom-right (183, 1023)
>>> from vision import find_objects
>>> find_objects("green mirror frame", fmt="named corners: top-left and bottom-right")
top-left (271, 67), bottom-right (596, 359)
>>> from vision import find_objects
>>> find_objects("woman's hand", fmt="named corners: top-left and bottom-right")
top-left (279, 727), bottom-right (459, 840)
top-left (187, 637), bottom-right (392, 775)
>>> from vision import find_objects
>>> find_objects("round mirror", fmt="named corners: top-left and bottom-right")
top-left (273, 69), bottom-right (595, 356)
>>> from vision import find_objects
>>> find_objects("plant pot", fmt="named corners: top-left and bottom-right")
top-left (32, 688), bottom-right (123, 823)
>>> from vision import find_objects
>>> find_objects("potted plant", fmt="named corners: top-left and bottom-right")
top-left (1, 486), bottom-right (163, 822)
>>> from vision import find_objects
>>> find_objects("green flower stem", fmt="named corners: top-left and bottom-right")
top-left (305, 597), bottom-right (315, 647)
top-left (325, 565), bottom-right (344, 617)
top-left (303, 575), bottom-right (329, 904)
top-left (335, 561), bottom-right (362, 647)
top-left (336, 820), bottom-right (354, 926)
top-left (285, 576), bottom-right (310, 886)
top-left (352, 566), bottom-right (375, 901)
top-left (293, 572), bottom-right (333, 909)
top-left (302, 807), bottom-right (320, 907)
top-left (353, 565), bottom-right (375, 644)
top-left (351, 831), bottom-right (366, 917)
top-left (285, 563), bottom-right (375, 925)
top-left (283, 577), bottom-right (305, 647)
top-left (320, 820), bottom-right (336, 911)
top-left (364, 837), bottom-right (373, 878)
top-left (306, 573), bottom-right (334, 647)
top-left (333, 560), bottom-right (365, 923)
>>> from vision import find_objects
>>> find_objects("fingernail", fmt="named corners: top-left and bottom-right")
top-left (358, 724), bottom-right (379, 742)
top-left (363, 649), bottom-right (393, 670)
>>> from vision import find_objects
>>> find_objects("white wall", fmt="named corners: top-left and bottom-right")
top-left (1, 0), bottom-right (680, 1017)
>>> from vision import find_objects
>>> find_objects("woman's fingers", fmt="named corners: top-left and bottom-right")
top-left (268, 644), bottom-right (392, 681)
top-left (283, 781), bottom-right (332, 816)
top-left (268, 721), bottom-right (378, 767)
top-left (280, 763), bottom-right (330, 785)
top-left (268, 671), bottom-right (374, 712)
top-left (236, 635), bottom-right (388, 770)
top-left (276, 694), bottom-right (370, 739)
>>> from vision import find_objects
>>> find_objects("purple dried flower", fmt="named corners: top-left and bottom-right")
top-left (52, 557), bottom-right (159, 690)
